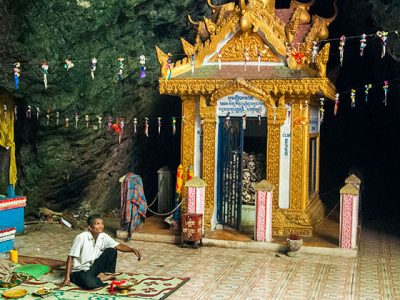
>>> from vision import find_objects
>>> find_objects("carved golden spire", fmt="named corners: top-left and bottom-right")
top-left (203, 17), bottom-right (217, 35)
top-left (155, 46), bottom-right (169, 77)
top-left (180, 38), bottom-right (195, 56)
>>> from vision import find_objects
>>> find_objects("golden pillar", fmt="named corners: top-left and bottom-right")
top-left (265, 101), bottom-right (287, 236)
top-left (200, 96), bottom-right (216, 229)
top-left (290, 101), bottom-right (309, 211)
top-left (181, 96), bottom-right (196, 168)
top-left (180, 96), bottom-right (197, 211)
top-left (283, 99), bottom-right (313, 236)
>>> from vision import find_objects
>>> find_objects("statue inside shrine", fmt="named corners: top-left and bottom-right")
top-left (242, 151), bottom-right (265, 205)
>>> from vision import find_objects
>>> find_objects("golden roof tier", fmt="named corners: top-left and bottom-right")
top-left (157, 0), bottom-right (337, 99)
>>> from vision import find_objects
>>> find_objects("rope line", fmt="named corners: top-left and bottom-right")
top-left (146, 175), bottom-right (164, 208)
top-left (147, 197), bottom-right (186, 216)
top-left (320, 29), bottom-right (400, 43)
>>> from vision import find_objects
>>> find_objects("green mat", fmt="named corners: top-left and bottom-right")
top-left (13, 264), bottom-right (50, 278)
top-left (0, 272), bottom-right (189, 299)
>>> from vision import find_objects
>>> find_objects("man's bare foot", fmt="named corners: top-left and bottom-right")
top-left (97, 272), bottom-right (116, 282)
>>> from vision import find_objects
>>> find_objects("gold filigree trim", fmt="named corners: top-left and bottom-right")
top-left (199, 102), bottom-right (216, 229)
top-left (159, 78), bottom-right (336, 100)
top-left (210, 78), bottom-right (270, 105)
top-left (208, 32), bottom-right (281, 62)
top-left (157, 0), bottom-right (336, 81)
top-left (180, 38), bottom-right (195, 56)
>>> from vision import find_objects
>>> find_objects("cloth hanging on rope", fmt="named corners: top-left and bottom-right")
top-left (0, 92), bottom-right (17, 186)
top-left (120, 173), bottom-right (147, 239)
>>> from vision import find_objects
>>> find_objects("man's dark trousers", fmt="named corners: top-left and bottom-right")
top-left (70, 248), bottom-right (117, 290)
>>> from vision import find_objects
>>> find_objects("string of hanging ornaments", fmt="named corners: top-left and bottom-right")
top-left (13, 73), bottom-right (396, 140)
top-left (9, 106), bottom-right (183, 144)
top-left (11, 55), bottom-right (149, 90)
top-left (290, 30), bottom-right (400, 119)
top-left (10, 52), bottom-right (194, 90)
top-left (7, 28), bottom-right (400, 139)
top-left (318, 77), bottom-right (399, 122)
top-left (9, 29), bottom-right (400, 89)
top-left (7, 24), bottom-right (400, 89)
top-left (319, 30), bottom-right (399, 59)
top-left (11, 72), bottom-right (399, 138)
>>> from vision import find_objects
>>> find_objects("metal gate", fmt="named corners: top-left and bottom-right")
top-left (217, 117), bottom-right (243, 230)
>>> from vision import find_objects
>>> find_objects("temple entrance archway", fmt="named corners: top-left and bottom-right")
top-left (216, 92), bottom-right (267, 231)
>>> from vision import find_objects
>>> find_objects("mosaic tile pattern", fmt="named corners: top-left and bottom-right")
top-left (16, 223), bottom-right (400, 299)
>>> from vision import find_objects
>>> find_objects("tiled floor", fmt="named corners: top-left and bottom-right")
top-left (16, 221), bottom-right (400, 299)
top-left (135, 215), bottom-right (341, 248)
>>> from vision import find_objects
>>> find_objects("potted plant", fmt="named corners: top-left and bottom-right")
top-left (286, 233), bottom-right (303, 257)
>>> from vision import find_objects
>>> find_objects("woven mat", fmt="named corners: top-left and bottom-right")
top-left (18, 255), bottom-right (65, 270)
top-left (1, 272), bottom-right (189, 299)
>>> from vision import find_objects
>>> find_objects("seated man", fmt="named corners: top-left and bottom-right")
top-left (60, 214), bottom-right (141, 290)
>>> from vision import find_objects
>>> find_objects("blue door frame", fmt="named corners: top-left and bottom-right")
top-left (217, 117), bottom-right (243, 230)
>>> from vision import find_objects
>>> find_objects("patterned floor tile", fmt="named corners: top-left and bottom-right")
top-left (13, 222), bottom-right (400, 299)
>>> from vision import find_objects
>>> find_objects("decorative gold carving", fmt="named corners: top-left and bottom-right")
top-left (292, 0), bottom-right (315, 23)
top-left (158, 0), bottom-right (294, 78)
top-left (180, 38), bottom-right (195, 56)
top-left (188, 16), bottom-right (210, 46)
top-left (316, 43), bottom-right (330, 78)
top-left (267, 96), bottom-right (286, 125)
top-left (155, 47), bottom-right (169, 77)
top-left (158, 0), bottom-right (336, 80)
top-left (289, 101), bottom-right (309, 212)
top-left (207, 0), bottom-right (236, 25)
top-left (267, 120), bottom-right (291, 235)
top-left (159, 78), bottom-right (336, 101)
top-left (247, 11), bottom-right (287, 57)
top-left (210, 78), bottom-right (270, 105)
top-left (199, 98), bottom-right (216, 229)
top-left (285, 0), bottom-right (313, 43)
top-left (306, 16), bottom-right (329, 43)
top-left (248, 0), bottom-right (276, 12)
top-left (204, 17), bottom-right (217, 35)
top-left (156, 47), bottom-right (192, 79)
top-left (285, 9), bottom-right (301, 44)
top-left (209, 32), bottom-right (281, 62)
top-left (181, 96), bottom-right (197, 211)
top-left (239, 10), bottom-right (252, 32)
top-left (157, 0), bottom-right (338, 236)
top-left (307, 194), bottom-right (325, 225)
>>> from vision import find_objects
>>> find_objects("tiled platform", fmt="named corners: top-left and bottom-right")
top-left (15, 220), bottom-right (400, 299)
top-left (128, 215), bottom-right (357, 257)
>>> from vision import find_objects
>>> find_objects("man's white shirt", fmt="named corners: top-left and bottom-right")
top-left (69, 231), bottom-right (119, 272)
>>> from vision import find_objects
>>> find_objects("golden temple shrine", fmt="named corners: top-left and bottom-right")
top-left (156, 0), bottom-right (337, 236)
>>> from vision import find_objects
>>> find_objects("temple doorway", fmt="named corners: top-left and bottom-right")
top-left (217, 117), bottom-right (267, 231)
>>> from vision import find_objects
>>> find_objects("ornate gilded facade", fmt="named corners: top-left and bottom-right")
top-left (157, 0), bottom-right (337, 236)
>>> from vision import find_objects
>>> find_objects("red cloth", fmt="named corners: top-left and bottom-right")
top-left (112, 123), bottom-right (121, 134)
top-left (109, 280), bottom-right (127, 294)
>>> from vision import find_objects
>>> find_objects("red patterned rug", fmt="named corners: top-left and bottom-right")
top-left (2, 272), bottom-right (189, 299)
